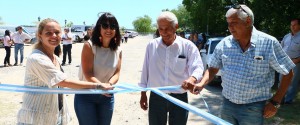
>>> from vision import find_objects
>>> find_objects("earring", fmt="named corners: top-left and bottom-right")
top-left (114, 37), bottom-right (117, 43)
top-left (99, 36), bottom-right (102, 42)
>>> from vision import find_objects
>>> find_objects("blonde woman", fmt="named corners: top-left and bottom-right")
top-left (17, 18), bottom-right (113, 125)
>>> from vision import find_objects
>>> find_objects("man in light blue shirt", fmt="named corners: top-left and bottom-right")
top-left (183, 4), bottom-right (295, 125)
top-left (280, 18), bottom-right (300, 104)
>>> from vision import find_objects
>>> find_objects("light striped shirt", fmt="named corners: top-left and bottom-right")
top-left (139, 36), bottom-right (204, 93)
top-left (209, 27), bottom-right (295, 104)
top-left (17, 49), bottom-right (71, 125)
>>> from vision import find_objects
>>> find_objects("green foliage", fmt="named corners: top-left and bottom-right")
top-left (182, 0), bottom-right (300, 37)
top-left (182, 0), bottom-right (228, 35)
top-left (171, 5), bottom-right (192, 31)
top-left (265, 90), bottom-right (300, 124)
top-left (66, 21), bottom-right (73, 27)
top-left (132, 15), bottom-right (153, 33)
top-left (249, 0), bottom-right (300, 38)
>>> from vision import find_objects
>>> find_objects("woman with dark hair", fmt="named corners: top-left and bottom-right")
top-left (3, 30), bottom-right (13, 67)
top-left (75, 13), bottom-right (122, 125)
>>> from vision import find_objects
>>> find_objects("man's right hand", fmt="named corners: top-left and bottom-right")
top-left (140, 92), bottom-right (148, 110)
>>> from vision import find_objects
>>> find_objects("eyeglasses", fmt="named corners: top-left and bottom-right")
top-left (101, 23), bottom-right (116, 30)
top-left (232, 4), bottom-right (249, 16)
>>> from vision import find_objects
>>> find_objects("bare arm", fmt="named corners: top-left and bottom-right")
top-left (183, 67), bottom-right (219, 94)
top-left (108, 51), bottom-right (122, 85)
top-left (271, 70), bottom-right (293, 103)
top-left (81, 42), bottom-right (102, 83)
top-left (264, 70), bottom-right (293, 118)
top-left (57, 78), bottom-right (112, 90)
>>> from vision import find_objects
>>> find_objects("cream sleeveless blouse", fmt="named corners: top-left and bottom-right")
top-left (92, 46), bottom-right (121, 83)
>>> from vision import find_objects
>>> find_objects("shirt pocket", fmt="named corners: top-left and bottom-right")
top-left (174, 58), bottom-right (186, 73)
top-left (250, 60), bottom-right (269, 74)
top-left (290, 41), bottom-right (300, 51)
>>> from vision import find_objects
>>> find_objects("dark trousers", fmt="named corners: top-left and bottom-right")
top-left (124, 37), bottom-right (128, 43)
top-left (149, 92), bottom-right (188, 125)
top-left (4, 46), bottom-right (11, 64)
top-left (62, 44), bottom-right (72, 64)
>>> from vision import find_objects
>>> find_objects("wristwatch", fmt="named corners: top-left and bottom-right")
top-left (270, 100), bottom-right (280, 108)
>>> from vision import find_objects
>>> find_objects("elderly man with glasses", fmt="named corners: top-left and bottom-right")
top-left (183, 4), bottom-right (295, 125)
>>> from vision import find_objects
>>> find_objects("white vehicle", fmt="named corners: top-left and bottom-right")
top-left (0, 25), bottom-right (37, 44)
top-left (200, 37), bottom-right (225, 84)
top-left (126, 31), bottom-right (138, 38)
top-left (71, 25), bottom-right (93, 42)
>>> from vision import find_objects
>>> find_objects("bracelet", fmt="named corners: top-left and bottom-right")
top-left (269, 100), bottom-right (280, 109)
top-left (95, 83), bottom-right (103, 89)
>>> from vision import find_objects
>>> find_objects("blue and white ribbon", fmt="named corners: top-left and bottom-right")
top-left (0, 83), bottom-right (231, 125)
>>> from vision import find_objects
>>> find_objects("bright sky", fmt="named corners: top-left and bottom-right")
top-left (0, 0), bottom-right (183, 29)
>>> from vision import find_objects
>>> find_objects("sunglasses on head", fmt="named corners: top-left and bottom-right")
top-left (101, 23), bottom-right (116, 30)
top-left (232, 4), bottom-right (249, 16)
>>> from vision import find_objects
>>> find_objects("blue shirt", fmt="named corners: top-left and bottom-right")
top-left (281, 31), bottom-right (300, 58)
top-left (209, 27), bottom-right (295, 104)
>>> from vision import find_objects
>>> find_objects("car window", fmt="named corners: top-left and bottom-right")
top-left (209, 40), bottom-right (221, 54)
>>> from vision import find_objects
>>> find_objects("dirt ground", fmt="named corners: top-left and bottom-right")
top-left (0, 35), bottom-right (223, 125)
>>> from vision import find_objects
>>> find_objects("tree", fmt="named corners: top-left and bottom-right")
top-left (66, 21), bottom-right (73, 27)
top-left (182, 0), bottom-right (228, 35)
top-left (171, 5), bottom-right (192, 31)
top-left (132, 15), bottom-right (153, 33)
top-left (182, 0), bottom-right (300, 38)
top-left (249, 0), bottom-right (300, 38)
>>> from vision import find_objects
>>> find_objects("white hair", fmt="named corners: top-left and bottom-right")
top-left (157, 11), bottom-right (178, 28)
top-left (226, 5), bottom-right (254, 25)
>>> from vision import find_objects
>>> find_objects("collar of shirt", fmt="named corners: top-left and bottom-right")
top-left (231, 27), bottom-right (262, 52)
top-left (158, 36), bottom-right (180, 48)
top-left (293, 31), bottom-right (300, 37)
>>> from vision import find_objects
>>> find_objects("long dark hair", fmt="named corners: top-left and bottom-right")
top-left (4, 30), bottom-right (11, 40)
top-left (91, 13), bottom-right (121, 51)
top-left (4, 30), bottom-right (10, 36)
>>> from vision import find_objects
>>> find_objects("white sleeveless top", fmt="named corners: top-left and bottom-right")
top-left (79, 40), bottom-right (121, 82)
